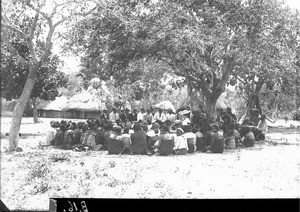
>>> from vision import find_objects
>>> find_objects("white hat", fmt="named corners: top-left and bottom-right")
top-left (181, 110), bottom-right (190, 115)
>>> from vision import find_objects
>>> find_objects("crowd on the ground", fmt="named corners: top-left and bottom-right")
top-left (45, 106), bottom-right (270, 155)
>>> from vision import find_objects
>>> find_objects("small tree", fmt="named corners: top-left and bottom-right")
top-left (1, 0), bottom-right (97, 151)
top-left (1, 42), bottom-right (68, 123)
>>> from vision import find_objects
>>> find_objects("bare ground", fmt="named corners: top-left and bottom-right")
top-left (1, 117), bottom-right (300, 211)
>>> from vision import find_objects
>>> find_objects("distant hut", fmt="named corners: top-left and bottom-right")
top-left (37, 96), bottom-right (70, 118)
top-left (63, 91), bottom-right (106, 119)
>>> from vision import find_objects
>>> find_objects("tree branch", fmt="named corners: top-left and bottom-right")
top-left (1, 31), bottom-right (28, 65)
top-left (1, 24), bottom-right (26, 39)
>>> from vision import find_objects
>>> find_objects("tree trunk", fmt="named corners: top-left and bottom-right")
top-left (33, 97), bottom-right (39, 123)
top-left (205, 96), bottom-right (218, 122)
top-left (8, 66), bottom-right (37, 151)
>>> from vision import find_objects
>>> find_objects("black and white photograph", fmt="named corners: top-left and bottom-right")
top-left (1, 0), bottom-right (300, 211)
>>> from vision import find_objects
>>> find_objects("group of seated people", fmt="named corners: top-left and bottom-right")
top-left (45, 106), bottom-right (268, 155)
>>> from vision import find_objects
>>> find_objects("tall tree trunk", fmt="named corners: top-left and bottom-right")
top-left (8, 65), bottom-right (37, 151)
top-left (205, 95), bottom-right (219, 122)
top-left (33, 97), bottom-right (39, 123)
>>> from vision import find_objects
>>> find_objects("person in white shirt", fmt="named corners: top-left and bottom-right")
top-left (153, 108), bottom-right (166, 125)
top-left (137, 108), bottom-right (146, 122)
top-left (181, 110), bottom-right (191, 126)
top-left (166, 109), bottom-right (176, 123)
top-left (109, 108), bottom-right (119, 123)
top-left (173, 128), bottom-right (188, 155)
top-left (182, 125), bottom-right (197, 153)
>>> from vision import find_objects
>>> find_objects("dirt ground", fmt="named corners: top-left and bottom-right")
top-left (1, 117), bottom-right (300, 211)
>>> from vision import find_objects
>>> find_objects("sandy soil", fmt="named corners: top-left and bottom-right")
top-left (1, 117), bottom-right (300, 211)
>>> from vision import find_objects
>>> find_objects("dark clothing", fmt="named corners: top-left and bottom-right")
top-left (243, 132), bottom-right (255, 147)
top-left (128, 113), bottom-right (137, 122)
top-left (174, 148), bottom-right (187, 155)
top-left (104, 130), bottom-right (112, 150)
top-left (131, 130), bottom-right (147, 154)
top-left (73, 129), bottom-right (82, 145)
top-left (54, 130), bottom-right (64, 146)
top-left (158, 139), bottom-right (174, 156)
top-left (196, 137), bottom-right (205, 151)
top-left (108, 137), bottom-right (123, 154)
top-left (204, 130), bottom-right (214, 147)
top-left (210, 131), bottom-right (224, 153)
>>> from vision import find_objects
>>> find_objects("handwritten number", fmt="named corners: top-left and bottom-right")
top-left (81, 201), bottom-right (88, 212)
top-left (68, 201), bottom-right (74, 212)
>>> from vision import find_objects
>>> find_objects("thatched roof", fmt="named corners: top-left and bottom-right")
top-left (38, 96), bottom-right (69, 111)
top-left (63, 91), bottom-right (106, 111)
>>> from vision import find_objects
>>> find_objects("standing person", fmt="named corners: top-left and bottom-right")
top-left (129, 109), bottom-right (138, 122)
top-left (153, 108), bottom-right (166, 125)
top-left (206, 124), bottom-right (224, 153)
top-left (257, 114), bottom-right (273, 136)
top-left (109, 108), bottom-right (119, 124)
top-left (157, 126), bottom-right (175, 156)
top-left (137, 108), bottom-right (146, 122)
top-left (181, 110), bottom-right (191, 126)
top-left (173, 128), bottom-right (188, 155)
top-left (144, 109), bottom-right (153, 125)
top-left (182, 125), bottom-right (197, 153)
top-left (166, 109), bottom-right (176, 123)
top-left (131, 123), bottom-right (148, 155)
top-left (119, 109), bottom-right (127, 123)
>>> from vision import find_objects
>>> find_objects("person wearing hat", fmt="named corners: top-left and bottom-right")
top-left (181, 110), bottom-right (191, 126)
top-left (173, 128), bottom-right (188, 155)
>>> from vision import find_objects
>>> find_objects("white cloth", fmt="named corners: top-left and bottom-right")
top-left (45, 127), bottom-right (57, 145)
top-left (174, 135), bottom-right (188, 150)
top-left (153, 112), bottom-right (166, 123)
top-left (137, 112), bottom-right (146, 122)
top-left (166, 113), bottom-right (176, 122)
top-left (182, 118), bottom-right (191, 126)
top-left (109, 112), bottom-right (119, 123)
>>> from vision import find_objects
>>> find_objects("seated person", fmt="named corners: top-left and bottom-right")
top-left (241, 126), bottom-right (255, 147)
top-left (148, 128), bottom-right (161, 154)
top-left (173, 128), bottom-right (188, 155)
top-left (120, 127), bottom-right (133, 154)
top-left (157, 126), bottom-right (175, 156)
top-left (45, 121), bottom-right (59, 145)
top-left (203, 124), bottom-right (214, 151)
top-left (108, 126), bottom-right (123, 154)
top-left (183, 124), bottom-right (197, 153)
top-left (225, 129), bottom-right (236, 149)
top-left (82, 120), bottom-right (99, 150)
top-left (131, 123), bottom-right (148, 155)
top-left (206, 124), bottom-right (224, 153)
top-left (193, 124), bottom-right (204, 151)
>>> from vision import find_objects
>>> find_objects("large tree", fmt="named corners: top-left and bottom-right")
top-left (1, 0), bottom-right (98, 151)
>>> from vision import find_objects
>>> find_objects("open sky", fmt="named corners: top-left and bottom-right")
top-left (56, 0), bottom-right (300, 75)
